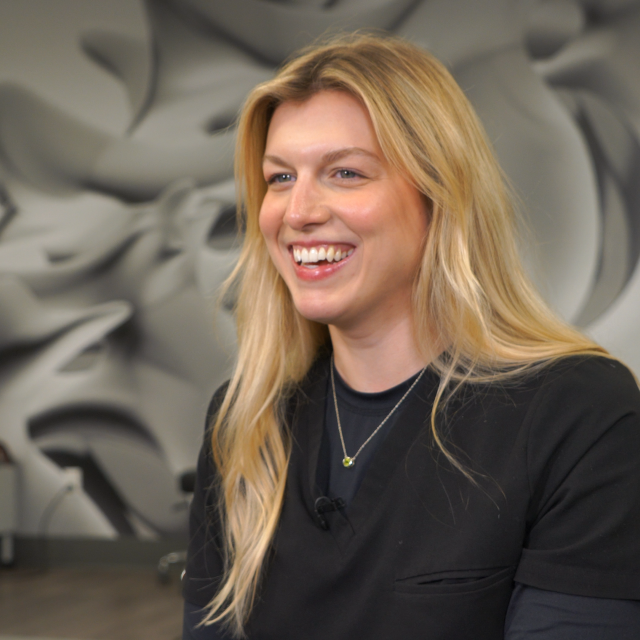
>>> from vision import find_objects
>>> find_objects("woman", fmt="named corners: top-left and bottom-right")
top-left (183, 34), bottom-right (640, 639)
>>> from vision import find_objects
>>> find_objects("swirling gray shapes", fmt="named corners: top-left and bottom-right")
top-left (0, 183), bottom-right (238, 536)
top-left (538, 2), bottom-right (640, 134)
top-left (0, 276), bottom-right (100, 349)
top-left (0, 179), bottom-right (236, 537)
top-left (172, 0), bottom-right (421, 64)
top-left (80, 30), bottom-right (154, 128)
top-left (2, 0), bottom-right (640, 541)
top-left (0, 188), bottom-right (146, 294)
top-left (0, 0), bottom-right (243, 540)
top-left (560, 91), bottom-right (640, 326)
top-left (398, 0), bottom-right (530, 67)
top-left (453, 49), bottom-right (600, 321)
top-left (399, 0), bottom-right (601, 321)
top-left (0, 183), bottom-right (17, 236)
top-left (0, 301), bottom-right (132, 536)
top-left (530, 0), bottom-right (640, 367)
top-left (526, 0), bottom-right (586, 59)
top-left (0, 83), bottom-right (235, 202)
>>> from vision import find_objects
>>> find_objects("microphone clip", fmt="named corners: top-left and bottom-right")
top-left (314, 496), bottom-right (345, 530)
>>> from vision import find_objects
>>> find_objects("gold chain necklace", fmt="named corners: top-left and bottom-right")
top-left (330, 356), bottom-right (428, 469)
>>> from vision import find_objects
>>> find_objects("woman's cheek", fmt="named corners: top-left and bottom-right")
top-left (257, 203), bottom-right (272, 238)
top-left (260, 194), bottom-right (286, 238)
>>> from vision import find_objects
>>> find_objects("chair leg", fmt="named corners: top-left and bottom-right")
top-left (157, 550), bottom-right (187, 583)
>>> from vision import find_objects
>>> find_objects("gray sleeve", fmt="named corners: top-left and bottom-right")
top-left (505, 583), bottom-right (640, 639)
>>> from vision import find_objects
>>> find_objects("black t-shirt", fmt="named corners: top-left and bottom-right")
top-left (317, 364), bottom-right (420, 505)
top-left (183, 355), bottom-right (640, 639)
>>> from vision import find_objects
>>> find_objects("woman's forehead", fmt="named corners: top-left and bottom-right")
top-left (265, 91), bottom-right (382, 158)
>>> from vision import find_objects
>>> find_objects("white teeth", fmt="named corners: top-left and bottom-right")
top-left (292, 245), bottom-right (352, 264)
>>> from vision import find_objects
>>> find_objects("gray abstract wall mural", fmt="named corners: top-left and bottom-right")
top-left (0, 0), bottom-right (638, 540)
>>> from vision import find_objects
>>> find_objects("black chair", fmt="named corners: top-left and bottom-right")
top-left (157, 470), bottom-right (196, 582)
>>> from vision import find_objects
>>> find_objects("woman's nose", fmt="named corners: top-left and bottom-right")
top-left (283, 178), bottom-right (330, 230)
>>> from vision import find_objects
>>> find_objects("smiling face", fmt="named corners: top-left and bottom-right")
top-left (259, 90), bottom-right (429, 336)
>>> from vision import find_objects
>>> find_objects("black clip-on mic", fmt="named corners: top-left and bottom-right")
top-left (314, 496), bottom-right (346, 530)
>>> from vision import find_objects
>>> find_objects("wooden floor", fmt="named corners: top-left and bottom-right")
top-left (0, 566), bottom-right (184, 640)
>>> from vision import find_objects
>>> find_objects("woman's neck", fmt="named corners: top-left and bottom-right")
top-left (328, 316), bottom-right (439, 393)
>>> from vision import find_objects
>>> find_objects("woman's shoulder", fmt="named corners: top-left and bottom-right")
top-left (524, 354), bottom-right (639, 408)
top-left (453, 354), bottom-right (639, 419)
top-left (460, 354), bottom-right (640, 451)
top-left (514, 355), bottom-right (640, 463)
top-left (204, 380), bottom-right (231, 433)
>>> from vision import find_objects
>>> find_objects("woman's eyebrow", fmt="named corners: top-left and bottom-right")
top-left (321, 147), bottom-right (380, 163)
top-left (262, 147), bottom-right (380, 166)
top-left (263, 154), bottom-right (293, 168)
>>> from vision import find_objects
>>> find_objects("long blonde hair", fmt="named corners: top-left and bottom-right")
top-left (204, 32), bottom-right (608, 636)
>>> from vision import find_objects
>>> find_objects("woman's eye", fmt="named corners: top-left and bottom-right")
top-left (336, 169), bottom-right (359, 179)
top-left (268, 173), bottom-right (295, 185)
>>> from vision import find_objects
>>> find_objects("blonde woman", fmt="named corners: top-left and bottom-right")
top-left (182, 34), bottom-right (640, 639)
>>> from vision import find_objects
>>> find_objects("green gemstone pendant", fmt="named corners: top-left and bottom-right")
top-left (342, 456), bottom-right (355, 468)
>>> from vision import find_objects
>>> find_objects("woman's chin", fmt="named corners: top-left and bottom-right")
top-left (295, 309), bottom-right (335, 326)
top-left (292, 300), bottom-right (343, 326)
